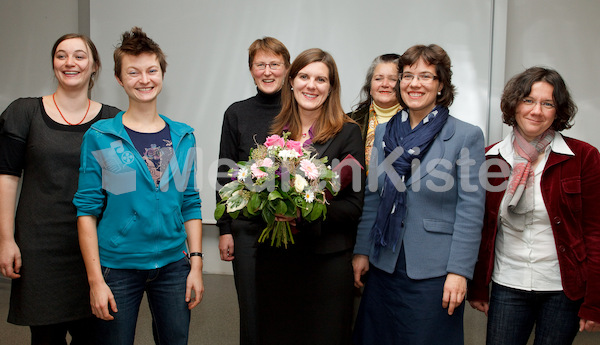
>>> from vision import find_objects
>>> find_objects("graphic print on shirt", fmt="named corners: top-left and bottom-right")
top-left (142, 139), bottom-right (174, 187)
top-left (125, 124), bottom-right (174, 188)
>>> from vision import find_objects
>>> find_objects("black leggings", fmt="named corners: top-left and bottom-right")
top-left (30, 317), bottom-right (96, 345)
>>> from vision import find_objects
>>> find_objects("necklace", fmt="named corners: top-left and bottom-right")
top-left (52, 93), bottom-right (91, 125)
top-left (302, 132), bottom-right (308, 138)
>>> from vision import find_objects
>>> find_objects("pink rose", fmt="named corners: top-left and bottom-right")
top-left (264, 135), bottom-right (285, 148)
top-left (285, 140), bottom-right (303, 156)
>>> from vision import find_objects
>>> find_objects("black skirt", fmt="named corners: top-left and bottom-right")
top-left (256, 238), bottom-right (354, 345)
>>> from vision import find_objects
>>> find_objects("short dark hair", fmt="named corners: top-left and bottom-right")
top-left (397, 44), bottom-right (455, 108)
top-left (501, 66), bottom-right (577, 131)
top-left (248, 37), bottom-right (290, 69)
top-left (113, 27), bottom-right (167, 80)
top-left (52, 33), bottom-right (101, 90)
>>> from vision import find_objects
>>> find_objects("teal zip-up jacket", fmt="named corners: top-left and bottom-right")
top-left (73, 112), bottom-right (202, 270)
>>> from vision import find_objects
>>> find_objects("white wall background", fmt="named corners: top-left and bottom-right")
top-left (503, 1), bottom-right (600, 146)
top-left (1, 0), bottom-right (599, 274)
top-left (88, 0), bottom-right (500, 225)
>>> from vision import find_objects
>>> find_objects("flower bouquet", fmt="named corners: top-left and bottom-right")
top-left (214, 132), bottom-right (340, 248)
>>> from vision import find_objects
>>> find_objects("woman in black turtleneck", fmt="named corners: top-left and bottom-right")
top-left (216, 37), bottom-right (290, 345)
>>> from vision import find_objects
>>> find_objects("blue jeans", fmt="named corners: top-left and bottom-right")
top-left (96, 258), bottom-right (191, 345)
top-left (486, 282), bottom-right (582, 345)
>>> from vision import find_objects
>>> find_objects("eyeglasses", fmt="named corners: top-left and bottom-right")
top-left (400, 72), bottom-right (438, 83)
top-left (521, 97), bottom-right (555, 109)
top-left (253, 62), bottom-right (283, 70)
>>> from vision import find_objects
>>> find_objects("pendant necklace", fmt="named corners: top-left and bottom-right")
top-left (52, 93), bottom-right (91, 125)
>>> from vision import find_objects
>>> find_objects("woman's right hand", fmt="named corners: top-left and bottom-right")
top-left (89, 280), bottom-right (118, 321)
top-left (352, 254), bottom-right (370, 288)
top-left (274, 208), bottom-right (300, 226)
top-left (469, 300), bottom-right (489, 316)
top-left (0, 239), bottom-right (21, 279)
top-left (219, 234), bottom-right (235, 261)
top-left (0, 174), bottom-right (21, 279)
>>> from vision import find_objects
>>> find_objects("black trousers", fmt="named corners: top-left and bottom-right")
top-left (231, 220), bottom-right (263, 345)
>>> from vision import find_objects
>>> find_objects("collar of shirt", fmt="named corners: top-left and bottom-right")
top-left (486, 131), bottom-right (574, 168)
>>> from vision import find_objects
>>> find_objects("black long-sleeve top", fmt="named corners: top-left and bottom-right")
top-left (216, 89), bottom-right (282, 235)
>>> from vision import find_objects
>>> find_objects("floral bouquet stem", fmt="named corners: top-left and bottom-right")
top-left (258, 221), bottom-right (295, 248)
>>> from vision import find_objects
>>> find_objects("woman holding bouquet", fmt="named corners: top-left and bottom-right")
top-left (352, 44), bottom-right (485, 344)
top-left (255, 48), bottom-right (365, 345)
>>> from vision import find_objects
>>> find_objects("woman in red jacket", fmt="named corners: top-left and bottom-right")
top-left (468, 66), bottom-right (600, 344)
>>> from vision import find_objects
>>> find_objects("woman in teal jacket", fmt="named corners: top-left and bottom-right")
top-left (73, 27), bottom-right (203, 345)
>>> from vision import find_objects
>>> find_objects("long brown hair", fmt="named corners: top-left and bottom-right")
top-left (271, 48), bottom-right (352, 144)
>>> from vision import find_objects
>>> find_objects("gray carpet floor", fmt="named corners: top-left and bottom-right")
top-left (2, 274), bottom-right (599, 344)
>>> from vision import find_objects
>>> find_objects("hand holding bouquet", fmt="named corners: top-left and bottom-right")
top-left (215, 132), bottom-right (339, 248)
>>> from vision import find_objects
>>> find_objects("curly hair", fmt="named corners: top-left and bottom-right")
top-left (501, 66), bottom-right (577, 131)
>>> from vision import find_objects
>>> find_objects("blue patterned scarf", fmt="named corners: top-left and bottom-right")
top-left (369, 105), bottom-right (449, 257)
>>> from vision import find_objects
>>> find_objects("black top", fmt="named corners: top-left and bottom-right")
top-left (0, 97), bottom-right (120, 325)
top-left (216, 89), bottom-right (282, 235)
top-left (348, 105), bottom-right (370, 145)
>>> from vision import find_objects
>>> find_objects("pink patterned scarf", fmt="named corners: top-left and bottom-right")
top-left (500, 127), bottom-right (555, 230)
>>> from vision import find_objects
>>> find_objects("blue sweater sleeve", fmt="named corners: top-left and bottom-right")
top-left (73, 129), bottom-right (106, 217)
top-left (180, 133), bottom-right (202, 221)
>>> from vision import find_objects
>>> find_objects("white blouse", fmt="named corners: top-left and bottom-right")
top-left (487, 132), bottom-right (574, 291)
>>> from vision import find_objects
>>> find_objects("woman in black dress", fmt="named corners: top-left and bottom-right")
top-left (0, 33), bottom-right (119, 344)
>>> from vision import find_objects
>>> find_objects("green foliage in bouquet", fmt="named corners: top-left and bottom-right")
top-left (215, 132), bottom-right (340, 248)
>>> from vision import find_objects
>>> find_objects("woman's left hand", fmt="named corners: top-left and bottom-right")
top-left (186, 262), bottom-right (204, 310)
top-left (580, 319), bottom-right (600, 332)
top-left (442, 273), bottom-right (467, 315)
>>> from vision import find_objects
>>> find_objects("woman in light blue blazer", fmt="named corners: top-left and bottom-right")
top-left (352, 44), bottom-right (485, 345)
